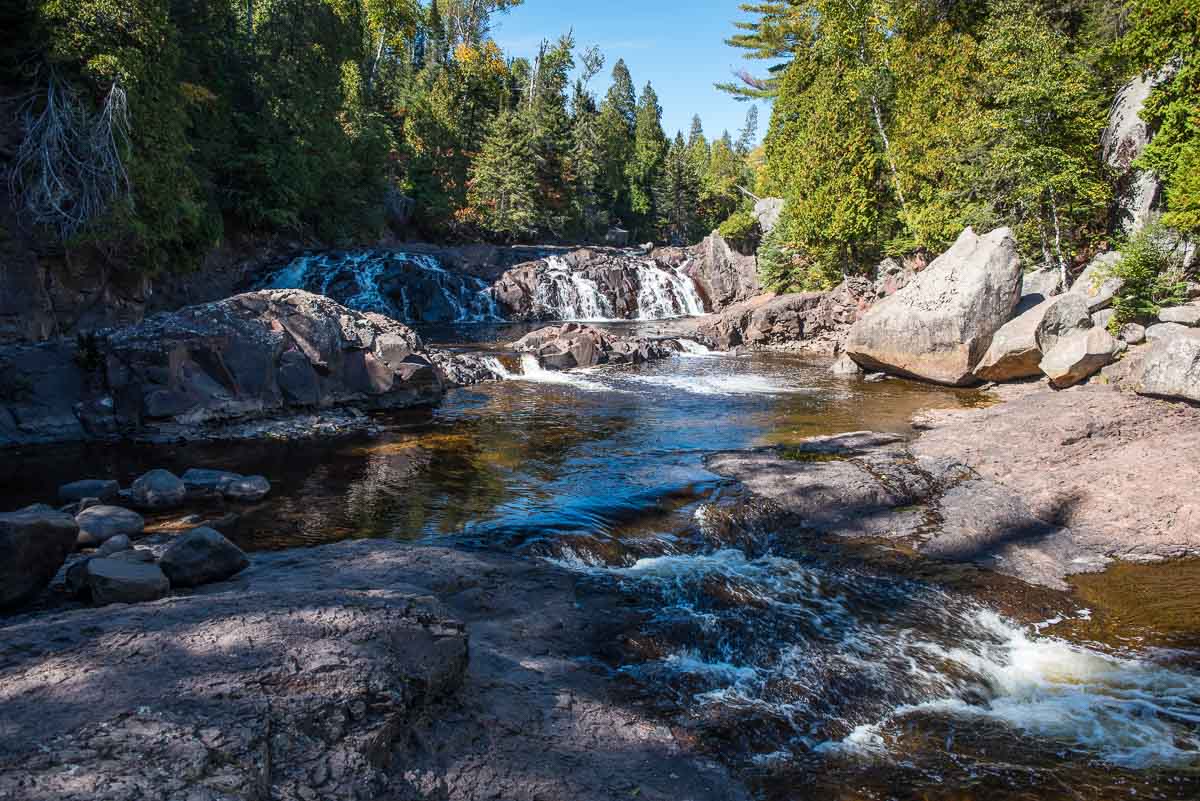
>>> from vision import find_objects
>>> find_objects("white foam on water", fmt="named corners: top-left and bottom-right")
top-left (531, 256), bottom-right (618, 322)
top-left (635, 260), bottom-right (705, 320)
top-left (619, 372), bottom-right (812, 396)
top-left (675, 339), bottom-right (716, 357)
top-left (506, 354), bottom-right (608, 391)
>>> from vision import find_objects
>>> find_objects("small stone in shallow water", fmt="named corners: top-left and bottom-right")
top-left (130, 469), bottom-right (187, 509)
top-left (223, 475), bottom-right (271, 502)
top-left (181, 468), bottom-right (242, 498)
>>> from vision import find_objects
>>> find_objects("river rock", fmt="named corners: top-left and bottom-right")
top-left (695, 279), bottom-right (871, 353)
top-left (0, 506), bottom-right (79, 608)
top-left (1159, 304), bottom-right (1200, 326)
top-left (222, 475), bottom-right (271, 502)
top-left (1069, 252), bottom-right (1124, 312)
top-left (58, 479), bottom-right (120, 504)
top-left (96, 533), bottom-right (133, 557)
top-left (430, 350), bottom-right (509, 387)
top-left (93, 289), bottom-right (444, 439)
top-left (85, 558), bottom-right (170, 605)
top-left (181, 467), bottom-right (241, 498)
top-left (75, 505), bottom-right (144, 547)
top-left (1040, 327), bottom-right (1119, 388)
top-left (845, 227), bottom-right (1022, 386)
top-left (1034, 292), bottom-right (1094, 355)
top-left (1133, 329), bottom-right (1200, 403)
top-left (513, 324), bottom-right (679, 370)
top-left (160, 527), bottom-right (250, 588)
top-left (130, 469), bottom-right (187, 509)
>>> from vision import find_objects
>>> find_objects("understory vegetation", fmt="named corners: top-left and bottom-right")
top-left (728, 0), bottom-right (1200, 291)
top-left (1, 0), bottom-right (760, 273)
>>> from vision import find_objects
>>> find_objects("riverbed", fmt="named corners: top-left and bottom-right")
top-left (3, 324), bottom-right (1199, 800)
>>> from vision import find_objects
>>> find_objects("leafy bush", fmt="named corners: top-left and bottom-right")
top-left (1104, 223), bottom-right (1190, 331)
top-left (717, 210), bottom-right (758, 243)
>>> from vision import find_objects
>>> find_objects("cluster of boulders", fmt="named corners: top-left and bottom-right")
top-left (1, 467), bottom-right (268, 610)
top-left (513, 323), bottom-right (684, 370)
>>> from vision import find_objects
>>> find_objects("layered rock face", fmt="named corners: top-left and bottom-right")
top-left (1103, 70), bottom-right (1168, 235)
top-left (680, 232), bottom-right (762, 310)
top-left (89, 289), bottom-right (444, 438)
top-left (693, 278), bottom-right (871, 352)
top-left (845, 228), bottom-right (1023, 385)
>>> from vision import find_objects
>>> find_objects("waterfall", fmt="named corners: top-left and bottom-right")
top-left (262, 251), bottom-right (502, 324)
top-left (635, 259), bottom-right (705, 320)
top-left (530, 256), bottom-right (616, 321)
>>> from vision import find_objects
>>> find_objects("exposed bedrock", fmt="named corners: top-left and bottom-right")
top-left (513, 323), bottom-right (683, 370)
top-left (707, 385), bottom-right (1200, 589)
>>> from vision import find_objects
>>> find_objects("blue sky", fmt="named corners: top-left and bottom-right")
top-left (490, 0), bottom-right (765, 145)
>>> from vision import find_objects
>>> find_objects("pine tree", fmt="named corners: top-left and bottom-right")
top-left (627, 81), bottom-right (666, 237)
top-left (468, 110), bottom-right (540, 242)
top-left (655, 132), bottom-right (700, 244)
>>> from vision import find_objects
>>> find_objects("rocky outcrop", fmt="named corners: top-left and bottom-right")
top-left (753, 198), bottom-right (784, 234)
top-left (1, 289), bottom-right (446, 447)
top-left (681, 233), bottom-right (762, 310)
top-left (0, 506), bottom-right (79, 608)
top-left (1103, 70), bottom-right (1170, 235)
top-left (513, 324), bottom-right (681, 370)
top-left (692, 279), bottom-right (871, 353)
top-left (845, 228), bottom-right (1023, 386)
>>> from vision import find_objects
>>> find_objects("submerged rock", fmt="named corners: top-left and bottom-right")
top-left (0, 506), bottom-right (79, 608)
top-left (845, 227), bottom-right (1023, 385)
top-left (160, 527), bottom-right (250, 588)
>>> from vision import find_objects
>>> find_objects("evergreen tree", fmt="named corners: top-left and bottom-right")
top-left (467, 109), bottom-right (539, 241)
top-left (627, 81), bottom-right (666, 237)
top-left (597, 58), bottom-right (637, 225)
top-left (655, 132), bottom-right (700, 244)
top-left (736, 105), bottom-right (759, 155)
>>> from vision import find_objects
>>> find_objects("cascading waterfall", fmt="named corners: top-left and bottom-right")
top-left (529, 254), bottom-right (705, 322)
top-left (529, 256), bottom-right (616, 321)
top-left (262, 251), bottom-right (502, 324)
top-left (635, 259), bottom-right (706, 320)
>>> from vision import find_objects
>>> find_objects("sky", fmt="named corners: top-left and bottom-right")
top-left (489, 0), bottom-right (765, 145)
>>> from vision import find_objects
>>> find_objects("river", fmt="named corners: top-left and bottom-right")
top-left (4, 320), bottom-right (1199, 800)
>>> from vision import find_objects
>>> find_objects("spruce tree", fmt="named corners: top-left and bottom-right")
top-left (597, 59), bottom-right (637, 225)
top-left (627, 81), bottom-right (666, 237)
top-left (655, 132), bottom-right (700, 245)
top-left (468, 110), bottom-right (540, 242)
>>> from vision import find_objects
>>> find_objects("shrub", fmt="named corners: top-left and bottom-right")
top-left (1104, 223), bottom-right (1190, 332)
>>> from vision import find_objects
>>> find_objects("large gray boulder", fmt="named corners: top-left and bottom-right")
top-left (160, 527), bottom-right (250, 588)
top-left (1134, 329), bottom-right (1200, 403)
top-left (753, 197), bottom-right (785, 235)
top-left (130, 469), bottom-right (187, 509)
top-left (0, 506), bottom-right (79, 608)
top-left (1147, 322), bottom-right (1194, 342)
top-left (1021, 267), bottom-right (1064, 301)
top-left (75, 505), bottom-right (144, 547)
top-left (90, 289), bottom-right (445, 438)
top-left (845, 227), bottom-right (1023, 386)
top-left (1159, 304), bottom-right (1200, 327)
top-left (1034, 293), bottom-right (1094, 355)
top-left (1039, 327), bottom-right (1120, 388)
top-left (84, 557), bottom-right (170, 605)
top-left (1103, 70), bottom-right (1170, 235)
top-left (1069, 252), bottom-right (1124, 312)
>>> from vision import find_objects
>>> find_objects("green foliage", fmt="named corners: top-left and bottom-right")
top-left (467, 109), bottom-right (539, 241)
top-left (626, 81), bottom-right (666, 237)
top-left (655, 133), bottom-right (700, 245)
top-left (1105, 224), bottom-right (1190, 329)
top-left (716, 210), bottom-right (758, 246)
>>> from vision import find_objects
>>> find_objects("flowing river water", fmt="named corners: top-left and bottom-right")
top-left (5, 320), bottom-right (1200, 800)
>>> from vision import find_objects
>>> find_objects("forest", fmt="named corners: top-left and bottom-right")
top-left (0, 0), bottom-right (1196, 289)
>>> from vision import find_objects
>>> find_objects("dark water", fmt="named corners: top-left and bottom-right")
top-left (4, 327), bottom-right (1199, 800)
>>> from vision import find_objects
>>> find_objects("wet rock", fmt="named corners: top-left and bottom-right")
top-left (75, 505), bottom-right (144, 547)
top-left (160, 527), bottom-right (250, 588)
top-left (830, 352), bottom-right (863, 377)
top-left (430, 350), bottom-right (509, 387)
top-left (95, 534), bottom-right (132, 557)
top-left (1040, 327), bottom-right (1119, 388)
top-left (513, 324), bottom-right (679, 370)
top-left (1133, 329), bottom-right (1200, 404)
top-left (0, 506), bottom-right (79, 608)
top-left (223, 475), bottom-right (270, 502)
top-left (85, 558), bottom-right (170, 605)
top-left (1159, 304), bottom-right (1200, 326)
top-left (58, 479), bottom-right (120, 504)
top-left (1069, 252), bottom-right (1124, 312)
top-left (181, 468), bottom-right (241, 498)
top-left (845, 227), bottom-right (1023, 385)
top-left (131, 469), bottom-right (187, 509)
